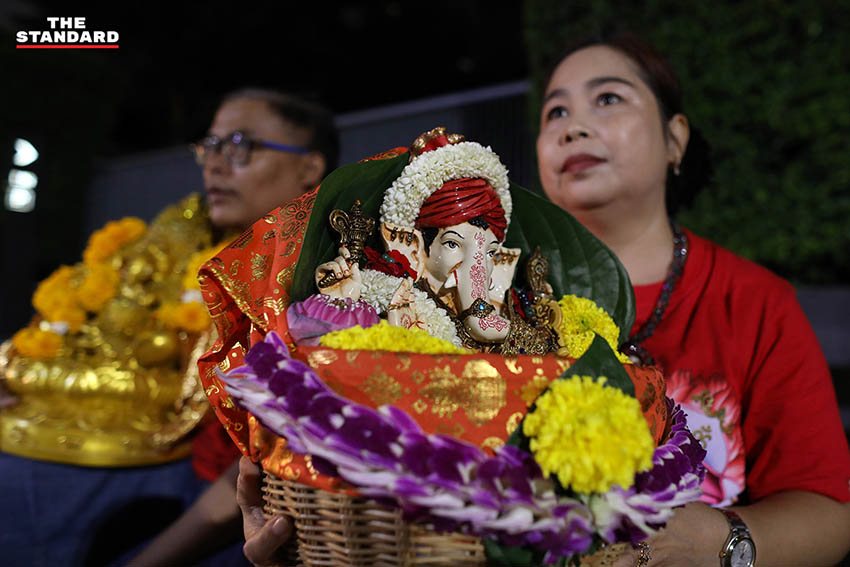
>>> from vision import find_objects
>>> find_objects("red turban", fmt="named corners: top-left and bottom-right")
top-left (415, 177), bottom-right (507, 241)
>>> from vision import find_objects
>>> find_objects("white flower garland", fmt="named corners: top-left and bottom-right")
top-left (359, 269), bottom-right (460, 347)
top-left (360, 270), bottom-right (403, 314)
top-left (409, 286), bottom-right (461, 347)
top-left (379, 141), bottom-right (512, 229)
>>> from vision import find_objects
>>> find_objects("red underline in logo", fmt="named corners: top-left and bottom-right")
top-left (16, 44), bottom-right (119, 49)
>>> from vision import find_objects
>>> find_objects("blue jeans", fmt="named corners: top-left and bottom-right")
top-left (0, 452), bottom-right (204, 567)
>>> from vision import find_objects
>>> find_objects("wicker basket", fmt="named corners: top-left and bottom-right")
top-left (262, 472), bottom-right (629, 567)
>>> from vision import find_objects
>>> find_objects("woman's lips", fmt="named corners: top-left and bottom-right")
top-left (560, 153), bottom-right (605, 174)
top-left (206, 188), bottom-right (237, 205)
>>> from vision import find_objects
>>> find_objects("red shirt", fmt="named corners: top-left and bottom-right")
top-left (192, 420), bottom-right (241, 482)
top-left (633, 229), bottom-right (850, 505)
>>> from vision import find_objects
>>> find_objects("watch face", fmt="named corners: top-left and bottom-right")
top-left (731, 538), bottom-right (755, 567)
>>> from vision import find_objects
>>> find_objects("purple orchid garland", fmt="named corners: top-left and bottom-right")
top-left (219, 331), bottom-right (705, 562)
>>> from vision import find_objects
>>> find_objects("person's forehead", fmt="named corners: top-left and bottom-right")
top-left (549, 45), bottom-right (645, 92)
top-left (209, 98), bottom-right (293, 140)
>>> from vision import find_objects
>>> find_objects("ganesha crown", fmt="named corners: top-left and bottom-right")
top-left (379, 141), bottom-right (512, 230)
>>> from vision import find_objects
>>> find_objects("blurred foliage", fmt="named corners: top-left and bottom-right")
top-left (523, 0), bottom-right (850, 284)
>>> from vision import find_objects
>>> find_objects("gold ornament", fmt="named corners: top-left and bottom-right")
top-left (0, 194), bottom-right (218, 466)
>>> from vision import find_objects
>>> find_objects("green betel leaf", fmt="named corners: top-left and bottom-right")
top-left (483, 538), bottom-right (545, 567)
top-left (290, 152), bottom-right (410, 303)
top-left (563, 334), bottom-right (635, 397)
top-left (504, 183), bottom-right (635, 343)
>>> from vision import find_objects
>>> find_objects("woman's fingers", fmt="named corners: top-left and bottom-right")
top-left (242, 515), bottom-right (292, 567)
top-left (237, 457), bottom-right (293, 567)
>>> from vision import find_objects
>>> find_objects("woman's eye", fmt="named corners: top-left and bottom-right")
top-left (545, 105), bottom-right (568, 121)
top-left (597, 93), bottom-right (621, 106)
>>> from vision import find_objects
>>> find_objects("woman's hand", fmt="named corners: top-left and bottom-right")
top-left (611, 501), bottom-right (727, 567)
top-left (315, 246), bottom-right (362, 300)
top-left (611, 492), bottom-right (850, 566)
top-left (237, 456), bottom-right (293, 567)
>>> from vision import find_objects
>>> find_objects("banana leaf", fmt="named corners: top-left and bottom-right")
top-left (290, 151), bottom-right (409, 303)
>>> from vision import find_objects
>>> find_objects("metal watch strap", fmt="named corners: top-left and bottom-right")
top-left (718, 508), bottom-right (755, 567)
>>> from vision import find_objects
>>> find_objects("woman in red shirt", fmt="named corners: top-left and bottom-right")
top-left (536, 31), bottom-right (850, 567)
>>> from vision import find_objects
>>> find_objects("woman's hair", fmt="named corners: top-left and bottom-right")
top-left (543, 31), bottom-right (713, 215)
top-left (221, 88), bottom-right (340, 174)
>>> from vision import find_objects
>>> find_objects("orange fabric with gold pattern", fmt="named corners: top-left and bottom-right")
top-left (197, 148), bottom-right (408, 487)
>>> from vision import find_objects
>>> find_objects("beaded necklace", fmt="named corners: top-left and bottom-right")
top-left (620, 220), bottom-right (689, 366)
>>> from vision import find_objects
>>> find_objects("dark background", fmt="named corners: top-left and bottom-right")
top-left (0, 0), bottom-right (529, 338)
top-left (1, 0), bottom-right (848, 354)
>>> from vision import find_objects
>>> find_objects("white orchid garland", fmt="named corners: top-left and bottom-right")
top-left (379, 142), bottom-right (512, 229)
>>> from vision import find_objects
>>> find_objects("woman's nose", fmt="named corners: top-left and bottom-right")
top-left (203, 150), bottom-right (230, 176)
top-left (563, 124), bottom-right (591, 144)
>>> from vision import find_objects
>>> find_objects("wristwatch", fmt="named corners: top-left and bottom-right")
top-left (718, 508), bottom-right (756, 567)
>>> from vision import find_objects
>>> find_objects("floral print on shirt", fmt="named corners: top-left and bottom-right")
top-left (666, 369), bottom-right (745, 507)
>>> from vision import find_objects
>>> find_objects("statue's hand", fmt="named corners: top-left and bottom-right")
top-left (315, 247), bottom-right (362, 300)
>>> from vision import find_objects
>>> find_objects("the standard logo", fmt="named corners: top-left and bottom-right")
top-left (16, 17), bottom-right (119, 49)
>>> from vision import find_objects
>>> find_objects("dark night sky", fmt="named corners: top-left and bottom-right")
top-left (4, 0), bottom-right (528, 156)
top-left (0, 0), bottom-right (529, 338)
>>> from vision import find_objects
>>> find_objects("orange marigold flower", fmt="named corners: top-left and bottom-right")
top-left (12, 328), bottom-right (63, 359)
top-left (154, 303), bottom-right (181, 328)
top-left (50, 306), bottom-right (87, 333)
top-left (183, 244), bottom-right (228, 291)
top-left (83, 217), bottom-right (147, 265)
top-left (33, 266), bottom-right (80, 320)
top-left (174, 302), bottom-right (212, 333)
top-left (77, 264), bottom-right (120, 312)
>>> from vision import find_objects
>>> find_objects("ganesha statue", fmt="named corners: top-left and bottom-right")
top-left (289, 128), bottom-right (558, 355)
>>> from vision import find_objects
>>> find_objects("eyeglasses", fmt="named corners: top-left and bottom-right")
top-left (191, 131), bottom-right (310, 166)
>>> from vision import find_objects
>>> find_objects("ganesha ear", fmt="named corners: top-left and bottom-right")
top-left (380, 222), bottom-right (425, 278)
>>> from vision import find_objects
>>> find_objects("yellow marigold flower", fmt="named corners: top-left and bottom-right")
top-left (83, 217), bottom-right (147, 265)
top-left (12, 328), bottom-right (63, 359)
top-left (320, 320), bottom-right (470, 355)
top-left (523, 375), bottom-right (654, 494)
top-left (557, 295), bottom-right (630, 363)
top-left (50, 306), bottom-right (87, 333)
top-left (33, 287), bottom-right (77, 319)
top-left (183, 244), bottom-right (227, 290)
top-left (32, 266), bottom-right (76, 313)
top-left (155, 303), bottom-right (181, 328)
top-left (77, 264), bottom-right (120, 312)
top-left (156, 302), bottom-right (211, 333)
top-left (174, 302), bottom-right (212, 333)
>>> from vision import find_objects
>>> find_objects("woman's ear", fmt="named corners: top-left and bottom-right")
top-left (667, 113), bottom-right (690, 167)
top-left (299, 151), bottom-right (327, 191)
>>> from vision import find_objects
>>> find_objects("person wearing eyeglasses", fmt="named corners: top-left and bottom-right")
top-left (195, 89), bottom-right (337, 233)
top-left (122, 89), bottom-right (339, 567)
top-left (0, 88), bottom-right (339, 567)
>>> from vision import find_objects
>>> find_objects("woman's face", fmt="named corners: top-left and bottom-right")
top-left (203, 98), bottom-right (321, 231)
top-left (537, 46), bottom-right (680, 217)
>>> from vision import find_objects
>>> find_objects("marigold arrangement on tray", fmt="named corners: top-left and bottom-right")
top-left (1, 195), bottom-right (223, 466)
top-left (199, 128), bottom-right (706, 565)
